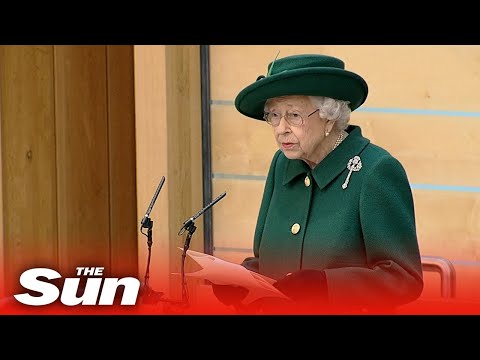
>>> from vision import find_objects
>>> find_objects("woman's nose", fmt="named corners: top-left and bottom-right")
top-left (275, 116), bottom-right (291, 133)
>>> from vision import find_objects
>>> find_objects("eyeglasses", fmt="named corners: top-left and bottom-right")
top-left (263, 109), bottom-right (319, 127)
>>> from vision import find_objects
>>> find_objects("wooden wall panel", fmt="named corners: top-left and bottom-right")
top-left (212, 178), bottom-right (263, 252)
top-left (106, 45), bottom-right (138, 278)
top-left (0, 45), bottom-right (138, 298)
top-left (165, 45), bottom-right (204, 298)
top-left (211, 106), bottom-right (277, 175)
top-left (351, 113), bottom-right (480, 187)
top-left (165, 46), bottom-right (204, 255)
top-left (133, 45), bottom-right (203, 299)
top-left (133, 45), bottom-right (171, 294)
top-left (0, 86), bottom-right (3, 297)
top-left (210, 45), bottom-right (480, 111)
top-left (0, 46), bottom-right (58, 293)
top-left (54, 46), bottom-right (110, 276)
top-left (414, 191), bottom-right (480, 260)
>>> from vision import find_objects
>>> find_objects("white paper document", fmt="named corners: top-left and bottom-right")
top-left (177, 249), bottom-right (290, 304)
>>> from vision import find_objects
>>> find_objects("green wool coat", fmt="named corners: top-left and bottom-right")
top-left (244, 125), bottom-right (424, 308)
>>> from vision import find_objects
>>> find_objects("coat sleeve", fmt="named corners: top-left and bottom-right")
top-left (324, 155), bottom-right (424, 308)
top-left (241, 150), bottom-right (282, 273)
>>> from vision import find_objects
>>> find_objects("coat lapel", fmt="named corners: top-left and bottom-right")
top-left (282, 125), bottom-right (370, 189)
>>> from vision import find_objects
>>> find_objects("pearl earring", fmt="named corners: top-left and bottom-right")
top-left (325, 131), bottom-right (330, 137)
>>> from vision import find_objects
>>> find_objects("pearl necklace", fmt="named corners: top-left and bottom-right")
top-left (333, 131), bottom-right (346, 150)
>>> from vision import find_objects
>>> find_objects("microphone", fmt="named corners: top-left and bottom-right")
top-left (178, 191), bottom-right (227, 235)
top-left (141, 176), bottom-right (165, 228)
top-left (177, 191), bottom-right (227, 307)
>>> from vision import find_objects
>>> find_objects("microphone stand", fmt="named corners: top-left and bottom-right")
top-left (139, 176), bottom-right (166, 304)
top-left (177, 191), bottom-right (227, 308)
top-left (139, 179), bottom-right (227, 311)
top-left (139, 177), bottom-right (187, 310)
top-left (140, 216), bottom-right (165, 304)
top-left (180, 220), bottom-right (196, 306)
top-left (140, 213), bottom-right (186, 309)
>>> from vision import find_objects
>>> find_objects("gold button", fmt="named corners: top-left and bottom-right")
top-left (291, 223), bottom-right (300, 234)
top-left (304, 176), bottom-right (311, 187)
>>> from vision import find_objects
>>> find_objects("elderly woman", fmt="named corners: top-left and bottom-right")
top-left (213, 54), bottom-right (424, 313)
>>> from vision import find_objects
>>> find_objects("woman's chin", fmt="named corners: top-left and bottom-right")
top-left (281, 149), bottom-right (300, 159)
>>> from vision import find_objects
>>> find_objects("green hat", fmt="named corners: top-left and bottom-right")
top-left (234, 54), bottom-right (369, 121)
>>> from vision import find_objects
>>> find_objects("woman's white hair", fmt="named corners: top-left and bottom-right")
top-left (309, 96), bottom-right (351, 130)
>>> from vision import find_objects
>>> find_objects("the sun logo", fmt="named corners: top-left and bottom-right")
top-left (13, 267), bottom-right (141, 306)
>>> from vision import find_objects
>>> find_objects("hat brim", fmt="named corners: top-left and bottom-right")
top-left (235, 67), bottom-right (368, 121)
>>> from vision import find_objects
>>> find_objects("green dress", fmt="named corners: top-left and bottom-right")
top-left (245, 125), bottom-right (424, 308)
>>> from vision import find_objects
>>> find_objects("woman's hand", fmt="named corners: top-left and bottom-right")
top-left (211, 284), bottom-right (249, 306)
top-left (273, 269), bottom-right (328, 304)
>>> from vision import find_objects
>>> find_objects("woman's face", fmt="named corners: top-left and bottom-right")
top-left (266, 95), bottom-right (329, 167)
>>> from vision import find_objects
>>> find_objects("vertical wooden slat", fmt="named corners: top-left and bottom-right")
top-left (0, 48), bottom-right (4, 298)
top-left (0, 45), bottom-right (58, 294)
top-left (0, 63), bottom-right (3, 296)
top-left (54, 45), bottom-right (110, 276)
top-left (165, 45), bottom-right (203, 299)
top-left (106, 45), bottom-right (138, 278)
top-left (133, 45), bottom-right (204, 301)
top-left (166, 45), bottom-right (204, 251)
top-left (133, 45), bottom-right (171, 295)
